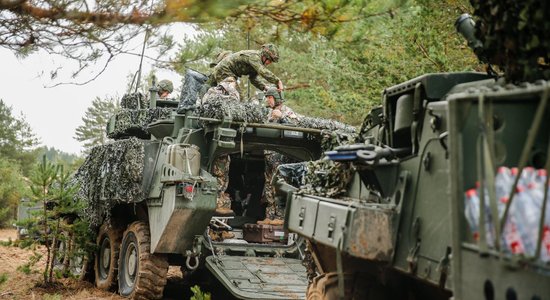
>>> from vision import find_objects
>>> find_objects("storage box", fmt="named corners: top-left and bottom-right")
top-left (243, 224), bottom-right (288, 243)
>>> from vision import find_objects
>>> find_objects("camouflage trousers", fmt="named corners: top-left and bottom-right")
top-left (262, 151), bottom-right (294, 219)
top-left (212, 155), bottom-right (231, 209)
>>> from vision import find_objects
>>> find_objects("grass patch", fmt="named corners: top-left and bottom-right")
top-left (0, 273), bottom-right (8, 285)
top-left (190, 285), bottom-right (211, 300)
top-left (0, 238), bottom-right (12, 246)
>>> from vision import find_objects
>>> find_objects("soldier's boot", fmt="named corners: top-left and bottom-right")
top-left (257, 218), bottom-right (271, 225)
top-left (257, 218), bottom-right (284, 226)
top-left (215, 192), bottom-right (234, 216)
top-left (221, 231), bottom-right (235, 239)
top-left (269, 218), bottom-right (284, 226)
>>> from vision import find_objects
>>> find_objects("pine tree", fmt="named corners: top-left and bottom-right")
top-left (74, 96), bottom-right (119, 153)
top-left (0, 99), bottom-right (40, 175)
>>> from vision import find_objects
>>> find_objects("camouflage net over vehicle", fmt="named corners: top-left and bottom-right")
top-left (120, 93), bottom-right (148, 109)
top-left (107, 108), bottom-right (173, 139)
top-left (321, 130), bottom-right (357, 152)
top-left (299, 159), bottom-right (355, 198)
top-left (74, 138), bottom-right (145, 227)
top-left (196, 96), bottom-right (269, 123)
top-left (295, 116), bottom-right (356, 133)
top-left (471, 0), bottom-right (550, 82)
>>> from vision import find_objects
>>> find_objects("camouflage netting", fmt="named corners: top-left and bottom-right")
top-left (178, 69), bottom-right (209, 112)
top-left (295, 116), bottom-right (356, 133)
top-left (299, 159), bottom-right (355, 198)
top-left (74, 138), bottom-right (146, 227)
top-left (107, 108), bottom-right (173, 139)
top-left (196, 96), bottom-right (269, 123)
top-left (121, 92), bottom-right (148, 109)
top-left (321, 130), bottom-right (357, 152)
top-left (471, 0), bottom-right (550, 82)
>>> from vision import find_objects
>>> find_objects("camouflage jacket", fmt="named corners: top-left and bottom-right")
top-left (211, 50), bottom-right (280, 91)
top-left (268, 104), bottom-right (298, 124)
top-left (196, 80), bottom-right (240, 106)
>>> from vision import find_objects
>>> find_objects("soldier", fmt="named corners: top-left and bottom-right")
top-left (156, 79), bottom-right (174, 99)
top-left (209, 50), bottom-right (233, 68)
top-left (264, 87), bottom-right (298, 123)
top-left (259, 88), bottom-right (299, 225)
top-left (196, 77), bottom-right (240, 106)
top-left (210, 44), bottom-right (284, 97)
top-left (199, 78), bottom-right (240, 216)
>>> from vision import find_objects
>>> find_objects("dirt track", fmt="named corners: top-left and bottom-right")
top-left (0, 228), bottom-right (124, 299)
top-left (0, 229), bottom-right (187, 300)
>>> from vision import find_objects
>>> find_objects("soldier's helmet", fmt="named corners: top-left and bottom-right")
top-left (210, 50), bottom-right (232, 68)
top-left (265, 87), bottom-right (284, 104)
top-left (261, 44), bottom-right (279, 63)
top-left (157, 79), bottom-right (174, 94)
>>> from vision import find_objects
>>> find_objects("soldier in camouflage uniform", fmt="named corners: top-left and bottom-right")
top-left (156, 79), bottom-right (174, 99)
top-left (265, 87), bottom-right (298, 123)
top-left (200, 78), bottom-right (240, 215)
top-left (259, 88), bottom-right (299, 224)
top-left (209, 50), bottom-right (232, 68)
top-left (196, 77), bottom-right (240, 106)
top-left (210, 44), bottom-right (284, 98)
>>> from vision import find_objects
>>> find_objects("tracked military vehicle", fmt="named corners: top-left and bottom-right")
top-left (71, 73), bottom-right (353, 299)
top-left (281, 2), bottom-right (550, 299)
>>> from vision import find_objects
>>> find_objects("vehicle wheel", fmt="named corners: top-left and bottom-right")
top-left (95, 223), bottom-right (123, 290)
top-left (118, 221), bottom-right (168, 300)
top-left (52, 233), bottom-right (68, 271)
top-left (68, 246), bottom-right (91, 280)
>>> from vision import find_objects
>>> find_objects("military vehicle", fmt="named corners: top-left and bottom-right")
top-left (281, 2), bottom-right (550, 299)
top-left (72, 72), bottom-right (346, 299)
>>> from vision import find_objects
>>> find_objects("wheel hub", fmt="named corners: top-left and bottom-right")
top-left (125, 241), bottom-right (138, 284)
top-left (99, 237), bottom-right (111, 278)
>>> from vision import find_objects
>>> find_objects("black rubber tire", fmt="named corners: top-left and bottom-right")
top-left (95, 223), bottom-right (123, 290)
top-left (52, 233), bottom-right (68, 271)
top-left (118, 221), bottom-right (168, 300)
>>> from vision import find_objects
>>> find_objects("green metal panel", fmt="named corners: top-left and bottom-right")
top-left (148, 183), bottom-right (216, 254)
top-left (205, 256), bottom-right (308, 299)
top-left (286, 195), bottom-right (319, 239)
top-left (314, 199), bottom-right (353, 248)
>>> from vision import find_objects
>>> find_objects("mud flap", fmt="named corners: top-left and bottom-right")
top-left (205, 256), bottom-right (308, 299)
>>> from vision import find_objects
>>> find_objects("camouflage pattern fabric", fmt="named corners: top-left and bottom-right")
top-left (211, 50), bottom-right (280, 91)
top-left (295, 116), bottom-right (356, 133)
top-left (212, 155), bottom-right (231, 209)
top-left (197, 78), bottom-right (240, 106)
top-left (108, 108), bottom-right (173, 139)
top-left (470, 0), bottom-right (550, 82)
top-left (268, 104), bottom-right (298, 124)
top-left (73, 138), bottom-right (146, 227)
top-left (196, 96), bottom-right (268, 124)
top-left (120, 93), bottom-right (148, 109)
top-left (299, 159), bottom-right (355, 198)
top-left (321, 130), bottom-right (357, 152)
top-left (262, 151), bottom-right (297, 219)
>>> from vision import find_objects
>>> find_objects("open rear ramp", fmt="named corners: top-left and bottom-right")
top-left (206, 256), bottom-right (308, 299)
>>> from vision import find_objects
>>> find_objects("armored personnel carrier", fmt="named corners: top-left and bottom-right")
top-left (72, 73), bottom-right (351, 299)
top-left (282, 1), bottom-right (550, 299)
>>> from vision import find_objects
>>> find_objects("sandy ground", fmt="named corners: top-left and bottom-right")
top-left (0, 229), bottom-right (16, 242)
top-left (0, 229), bottom-right (187, 300)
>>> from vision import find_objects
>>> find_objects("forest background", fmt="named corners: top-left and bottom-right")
top-left (0, 0), bottom-right (480, 226)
